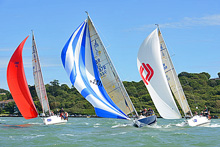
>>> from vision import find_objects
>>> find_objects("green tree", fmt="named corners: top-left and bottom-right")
top-left (4, 102), bottom-right (15, 114)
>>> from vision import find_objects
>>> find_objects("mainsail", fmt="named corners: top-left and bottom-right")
top-left (158, 29), bottom-right (192, 116)
top-left (32, 32), bottom-right (51, 115)
top-left (137, 28), bottom-right (182, 119)
top-left (87, 16), bottom-right (137, 116)
top-left (61, 16), bottom-right (133, 119)
top-left (7, 36), bottom-right (38, 119)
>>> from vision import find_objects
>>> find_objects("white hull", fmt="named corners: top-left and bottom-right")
top-left (187, 115), bottom-right (211, 127)
top-left (42, 116), bottom-right (67, 125)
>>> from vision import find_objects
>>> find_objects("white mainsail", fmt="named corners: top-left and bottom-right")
top-left (87, 16), bottom-right (137, 116)
top-left (137, 28), bottom-right (181, 119)
top-left (32, 32), bottom-right (50, 115)
top-left (158, 29), bottom-right (192, 116)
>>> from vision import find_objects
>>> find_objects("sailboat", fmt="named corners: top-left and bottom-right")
top-left (32, 32), bottom-right (67, 125)
top-left (61, 13), bottom-right (156, 127)
top-left (7, 34), bottom-right (67, 125)
top-left (137, 26), bottom-right (211, 126)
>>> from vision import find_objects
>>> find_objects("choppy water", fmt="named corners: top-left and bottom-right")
top-left (0, 117), bottom-right (220, 147)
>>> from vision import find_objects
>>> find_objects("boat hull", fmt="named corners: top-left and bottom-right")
top-left (42, 116), bottom-right (67, 125)
top-left (133, 115), bottom-right (157, 127)
top-left (187, 115), bottom-right (211, 127)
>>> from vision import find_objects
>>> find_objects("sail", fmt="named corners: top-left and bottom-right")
top-left (7, 36), bottom-right (38, 119)
top-left (61, 19), bottom-right (129, 119)
top-left (32, 33), bottom-right (51, 115)
top-left (158, 29), bottom-right (192, 116)
top-left (137, 29), bottom-right (181, 119)
top-left (87, 17), bottom-right (136, 116)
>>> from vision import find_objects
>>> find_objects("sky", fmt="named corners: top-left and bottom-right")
top-left (0, 0), bottom-right (220, 90)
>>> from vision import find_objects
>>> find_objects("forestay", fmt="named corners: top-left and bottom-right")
top-left (32, 33), bottom-right (51, 115)
top-left (158, 29), bottom-right (192, 116)
top-left (137, 28), bottom-right (181, 119)
top-left (87, 17), bottom-right (136, 116)
top-left (61, 17), bottom-right (129, 119)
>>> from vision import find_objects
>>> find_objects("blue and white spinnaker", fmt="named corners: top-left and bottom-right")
top-left (61, 17), bottom-right (130, 119)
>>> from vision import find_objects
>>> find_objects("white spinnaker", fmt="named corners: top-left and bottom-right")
top-left (32, 33), bottom-right (50, 114)
top-left (87, 17), bottom-right (137, 116)
top-left (158, 29), bottom-right (192, 116)
top-left (137, 28), bottom-right (181, 119)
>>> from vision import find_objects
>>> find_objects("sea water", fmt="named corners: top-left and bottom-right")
top-left (0, 117), bottom-right (219, 147)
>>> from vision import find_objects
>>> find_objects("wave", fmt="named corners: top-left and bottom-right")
top-left (205, 123), bottom-right (220, 128)
top-left (111, 123), bottom-right (132, 128)
top-left (93, 123), bottom-right (101, 128)
top-left (23, 134), bottom-right (45, 139)
top-left (175, 121), bottom-right (188, 127)
top-left (28, 122), bottom-right (43, 125)
top-left (61, 134), bottom-right (75, 136)
top-left (110, 132), bottom-right (127, 136)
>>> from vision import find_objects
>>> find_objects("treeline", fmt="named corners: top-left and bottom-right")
top-left (1, 72), bottom-right (220, 117)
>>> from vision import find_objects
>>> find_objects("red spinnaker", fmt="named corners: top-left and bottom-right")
top-left (7, 36), bottom-right (38, 119)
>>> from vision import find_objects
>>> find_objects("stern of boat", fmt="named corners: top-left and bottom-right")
top-left (187, 115), bottom-right (211, 127)
top-left (133, 115), bottom-right (157, 128)
top-left (42, 115), bottom-right (68, 125)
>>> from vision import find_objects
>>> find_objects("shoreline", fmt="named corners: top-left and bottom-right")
top-left (0, 115), bottom-right (218, 119)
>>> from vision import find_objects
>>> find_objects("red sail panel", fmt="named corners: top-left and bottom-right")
top-left (7, 36), bottom-right (38, 119)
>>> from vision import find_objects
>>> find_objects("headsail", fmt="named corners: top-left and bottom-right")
top-left (61, 17), bottom-right (129, 119)
top-left (32, 32), bottom-right (51, 115)
top-left (7, 36), bottom-right (38, 119)
top-left (87, 16), bottom-right (137, 116)
top-left (158, 28), bottom-right (192, 116)
top-left (137, 29), bottom-right (181, 119)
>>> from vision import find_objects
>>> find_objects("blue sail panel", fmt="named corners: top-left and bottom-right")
top-left (95, 108), bottom-right (128, 119)
top-left (78, 22), bottom-right (128, 119)
top-left (61, 19), bottom-right (128, 120)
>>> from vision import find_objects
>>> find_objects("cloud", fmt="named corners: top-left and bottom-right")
top-left (0, 58), bottom-right (9, 69)
top-left (135, 14), bottom-right (220, 31)
top-left (0, 57), bottom-right (61, 69)
top-left (0, 48), bottom-right (13, 51)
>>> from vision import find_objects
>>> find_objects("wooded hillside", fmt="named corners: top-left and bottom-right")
top-left (1, 72), bottom-right (220, 117)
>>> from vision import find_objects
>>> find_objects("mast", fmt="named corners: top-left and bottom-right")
top-left (32, 31), bottom-right (51, 116)
top-left (137, 28), bottom-right (181, 119)
top-left (156, 25), bottom-right (193, 117)
top-left (61, 16), bottom-right (129, 119)
top-left (32, 31), bottom-right (44, 114)
top-left (86, 12), bottom-right (138, 117)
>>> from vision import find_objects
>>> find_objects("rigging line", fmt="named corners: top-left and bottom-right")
top-left (182, 76), bottom-right (198, 114)
top-left (93, 24), bottom-right (111, 49)
top-left (32, 36), bottom-right (44, 115)
top-left (159, 29), bottom-right (192, 117)
top-left (129, 80), bottom-right (141, 117)
top-left (50, 82), bottom-right (58, 113)
top-left (88, 18), bottom-right (137, 117)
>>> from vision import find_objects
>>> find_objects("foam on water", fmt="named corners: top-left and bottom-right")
top-left (111, 123), bottom-right (132, 128)
top-left (1, 117), bottom-right (220, 146)
top-left (61, 133), bottom-right (75, 136)
top-left (23, 134), bottom-right (45, 139)
top-left (110, 131), bottom-right (127, 136)
top-left (175, 121), bottom-right (188, 127)
top-left (0, 119), bottom-right (6, 122)
top-left (205, 123), bottom-right (220, 128)
top-left (28, 122), bottom-right (43, 125)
